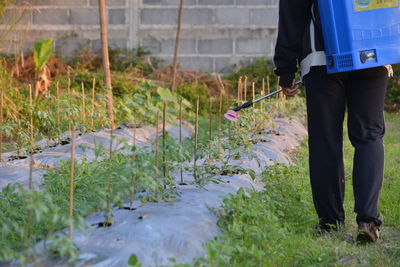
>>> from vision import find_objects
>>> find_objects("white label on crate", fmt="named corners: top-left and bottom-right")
top-left (354, 0), bottom-right (399, 11)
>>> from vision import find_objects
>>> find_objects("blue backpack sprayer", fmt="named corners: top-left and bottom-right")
top-left (224, 0), bottom-right (400, 121)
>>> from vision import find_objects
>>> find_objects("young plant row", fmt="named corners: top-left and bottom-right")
top-left (0, 74), bottom-right (305, 264)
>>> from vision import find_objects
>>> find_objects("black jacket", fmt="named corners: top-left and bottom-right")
top-left (274, 0), bottom-right (326, 87)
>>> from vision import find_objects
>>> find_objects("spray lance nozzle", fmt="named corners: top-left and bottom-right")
top-left (224, 81), bottom-right (302, 122)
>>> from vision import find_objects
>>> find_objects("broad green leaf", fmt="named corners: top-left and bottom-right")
top-left (34, 39), bottom-right (53, 73)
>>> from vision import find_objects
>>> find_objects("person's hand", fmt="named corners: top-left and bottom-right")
top-left (282, 82), bottom-right (299, 97)
top-left (279, 73), bottom-right (299, 97)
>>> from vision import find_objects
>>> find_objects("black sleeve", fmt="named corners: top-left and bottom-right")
top-left (274, 0), bottom-right (312, 86)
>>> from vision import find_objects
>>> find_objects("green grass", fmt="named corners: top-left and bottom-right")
top-left (198, 113), bottom-right (400, 267)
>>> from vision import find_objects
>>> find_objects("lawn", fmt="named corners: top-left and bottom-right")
top-left (198, 113), bottom-right (400, 267)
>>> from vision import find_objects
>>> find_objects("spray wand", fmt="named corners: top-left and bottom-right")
top-left (224, 81), bottom-right (302, 122)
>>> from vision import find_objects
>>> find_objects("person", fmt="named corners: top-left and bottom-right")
top-left (274, 0), bottom-right (390, 243)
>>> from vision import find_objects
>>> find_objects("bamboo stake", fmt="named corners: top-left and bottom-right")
top-left (209, 97), bottom-right (212, 142)
top-left (69, 125), bottom-right (76, 240)
top-left (218, 90), bottom-right (222, 143)
top-left (179, 100), bottom-right (184, 185)
top-left (244, 76), bottom-right (248, 101)
top-left (129, 118), bottom-right (136, 208)
top-left (67, 77), bottom-right (71, 96)
top-left (267, 76), bottom-right (271, 95)
top-left (98, 0), bottom-right (115, 130)
top-left (28, 85), bottom-right (34, 189)
top-left (91, 78), bottom-right (96, 131)
top-left (81, 82), bottom-right (86, 128)
top-left (252, 82), bottom-right (256, 102)
top-left (162, 102), bottom-right (167, 189)
top-left (56, 81), bottom-right (61, 142)
top-left (193, 96), bottom-right (199, 181)
top-left (237, 77), bottom-right (241, 103)
top-left (155, 111), bottom-right (160, 169)
top-left (0, 89), bottom-right (3, 162)
top-left (16, 88), bottom-right (21, 158)
top-left (171, 0), bottom-right (185, 91)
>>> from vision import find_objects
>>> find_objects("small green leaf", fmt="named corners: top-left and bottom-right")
top-left (128, 254), bottom-right (141, 266)
top-left (34, 39), bottom-right (53, 73)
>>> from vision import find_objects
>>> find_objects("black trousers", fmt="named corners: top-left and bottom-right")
top-left (304, 66), bottom-right (388, 228)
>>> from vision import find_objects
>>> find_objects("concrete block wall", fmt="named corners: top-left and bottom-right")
top-left (1, 0), bottom-right (279, 73)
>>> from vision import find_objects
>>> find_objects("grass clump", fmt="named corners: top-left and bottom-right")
top-left (198, 113), bottom-right (400, 267)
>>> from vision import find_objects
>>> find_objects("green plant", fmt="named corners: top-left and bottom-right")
top-left (34, 39), bottom-right (53, 73)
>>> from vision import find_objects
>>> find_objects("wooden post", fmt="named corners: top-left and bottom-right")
top-left (69, 125), bottom-right (76, 240)
top-left (98, 0), bottom-right (115, 130)
top-left (91, 78), bottom-right (96, 131)
top-left (171, 0), bottom-right (185, 91)
top-left (193, 96), bottom-right (199, 181)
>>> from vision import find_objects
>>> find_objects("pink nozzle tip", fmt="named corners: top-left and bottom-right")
top-left (224, 110), bottom-right (238, 122)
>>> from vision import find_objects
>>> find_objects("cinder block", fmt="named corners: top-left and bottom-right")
top-left (251, 8), bottom-right (278, 26)
top-left (109, 9), bottom-right (126, 25)
top-left (69, 8), bottom-right (99, 25)
top-left (142, 39), bottom-right (161, 54)
top-left (92, 39), bottom-right (127, 51)
top-left (215, 8), bottom-right (250, 25)
top-left (56, 39), bottom-right (90, 54)
top-left (179, 57), bottom-right (214, 72)
top-left (182, 8), bottom-right (213, 25)
top-left (16, 0), bottom-right (52, 5)
top-left (236, 38), bottom-right (271, 54)
top-left (143, 0), bottom-right (196, 5)
top-left (90, 0), bottom-right (126, 6)
top-left (52, 0), bottom-right (86, 6)
top-left (236, 0), bottom-right (276, 5)
top-left (0, 9), bottom-right (32, 24)
top-left (33, 9), bottom-right (69, 24)
top-left (159, 39), bottom-right (196, 54)
top-left (198, 39), bottom-right (232, 55)
top-left (215, 57), bottom-right (252, 73)
top-left (198, 0), bottom-right (234, 5)
top-left (141, 8), bottom-right (178, 24)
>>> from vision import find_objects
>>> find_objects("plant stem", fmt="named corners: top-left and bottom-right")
top-left (208, 97), bottom-right (212, 161)
top-left (193, 96), bottom-right (199, 181)
top-left (69, 124), bottom-right (76, 240)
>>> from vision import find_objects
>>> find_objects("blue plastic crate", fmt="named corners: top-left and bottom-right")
top-left (317, 0), bottom-right (400, 73)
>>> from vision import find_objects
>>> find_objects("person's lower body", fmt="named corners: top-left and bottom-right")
top-left (303, 66), bottom-right (388, 237)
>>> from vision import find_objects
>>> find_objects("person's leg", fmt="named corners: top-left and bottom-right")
top-left (346, 66), bottom-right (388, 227)
top-left (304, 66), bottom-right (347, 229)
